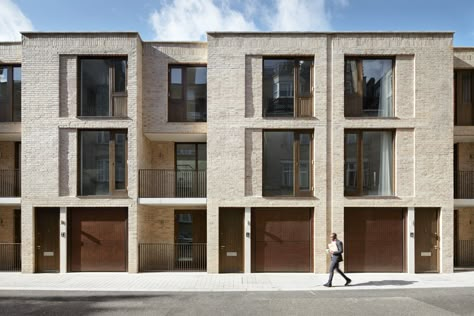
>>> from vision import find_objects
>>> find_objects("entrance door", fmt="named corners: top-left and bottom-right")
top-left (415, 208), bottom-right (439, 273)
top-left (35, 208), bottom-right (59, 273)
top-left (219, 208), bottom-right (244, 273)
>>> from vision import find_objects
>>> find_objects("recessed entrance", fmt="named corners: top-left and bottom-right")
top-left (415, 208), bottom-right (439, 273)
top-left (35, 208), bottom-right (60, 273)
top-left (219, 208), bottom-right (244, 273)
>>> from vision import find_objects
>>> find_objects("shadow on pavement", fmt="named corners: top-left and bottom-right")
top-left (351, 280), bottom-right (417, 286)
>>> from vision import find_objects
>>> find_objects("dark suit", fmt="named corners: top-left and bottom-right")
top-left (327, 239), bottom-right (350, 285)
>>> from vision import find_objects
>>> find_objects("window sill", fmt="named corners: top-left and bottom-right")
top-left (344, 116), bottom-right (399, 120)
top-left (77, 195), bottom-right (130, 199)
top-left (263, 116), bottom-right (317, 120)
top-left (344, 195), bottom-right (400, 200)
top-left (76, 116), bottom-right (130, 120)
top-left (262, 195), bottom-right (318, 200)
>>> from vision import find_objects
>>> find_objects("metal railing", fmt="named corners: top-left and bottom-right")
top-left (455, 240), bottom-right (474, 267)
top-left (139, 243), bottom-right (207, 272)
top-left (455, 171), bottom-right (474, 199)
top-left (0, 243), bottom-right (21, 272)
top-left (0, 169), bottom-right (20, 197)
top-left (139, 169), bottom-right (206, 198)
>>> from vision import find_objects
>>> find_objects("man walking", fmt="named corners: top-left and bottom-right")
top-left (324, 233), bottom-right (351, 287)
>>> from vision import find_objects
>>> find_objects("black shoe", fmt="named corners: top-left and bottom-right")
top-left (323, 283), bottom-right (332, 287)
top-left (345, 279), bottom-right (352, 286)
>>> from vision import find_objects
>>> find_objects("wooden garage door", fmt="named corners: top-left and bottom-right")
top-left (345, 208), bottom-right (404, 272)
top-left (253, 208), bottom-right (313, 272)
top-left (69, 208), bottom-right (127, 272)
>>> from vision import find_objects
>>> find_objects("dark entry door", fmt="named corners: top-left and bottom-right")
top-left (415, 208), bottom-right (439, 273)
top-left (219, 208), bottom-right (244, 273)
top-left (35, 208), bottom-right (60, 273)
top-left (69, 208), bottom-right (127, 272)
top-left (252, 208), bottom-right (312, 272)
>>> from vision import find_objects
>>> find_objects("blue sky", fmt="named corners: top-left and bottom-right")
top-left (1, 0), bottom-right (473, 45)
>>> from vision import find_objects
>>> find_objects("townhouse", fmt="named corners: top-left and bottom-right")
top-left (0, 31), bottom-right (472, 274)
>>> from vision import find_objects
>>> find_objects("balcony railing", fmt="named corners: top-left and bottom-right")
top-left (139, 169), bottom-right (206, 198)
top-left (139, 243), bottom-right (207, 272)
top-left (455, 171), bottom-right (474, 199)
top-left (0, 243), bottom-right (21, 272)
top-left (0, 169), bottom-right (20, 197)
top-left (455, 240), bottom-right (474, 267)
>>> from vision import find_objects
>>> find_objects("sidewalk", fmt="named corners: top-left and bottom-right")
top-left (0, 271), bottom-right (473, 292)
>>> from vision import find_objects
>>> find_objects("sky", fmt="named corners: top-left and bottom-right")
top-left (1, 0), bottom-right (473, 46)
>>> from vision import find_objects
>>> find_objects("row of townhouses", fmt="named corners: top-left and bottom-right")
top-left (0, 31), bottom-right (473, 274)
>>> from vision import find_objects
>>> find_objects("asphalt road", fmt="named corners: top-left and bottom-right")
top-left (0, 288), bottom-right (473, 316)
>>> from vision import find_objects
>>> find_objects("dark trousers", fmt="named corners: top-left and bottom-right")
top-left (327, 260), bottom-right (350, 285)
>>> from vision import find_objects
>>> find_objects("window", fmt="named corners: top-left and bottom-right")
top-left (344, 58), bottom-right (394, 117)
top-left (168, 65), bottom-right (207, 122)
top-left (263, 130), bottom-right (313, 196)
top-left (455, 70), bottom-right (474, 125)
top-left (175, 143), bottom-right (207, 197)
top-left (79, 130), bottom-right (127, 196)
top-left (79, 58), bottom-right (127, 117)
top-left (344, 130), bottom-right (394, 196)
top-left (263, 58), bottom-right (313, 117)
top-left (0, 65), bottom-right (21, 122)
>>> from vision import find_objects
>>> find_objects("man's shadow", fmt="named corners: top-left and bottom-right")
top-left (350, 280), bottom-right (417, 286)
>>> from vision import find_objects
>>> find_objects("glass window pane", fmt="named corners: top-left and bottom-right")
top-left (81, 131), bottom-right (110, 195)
top-left (345, 59), bottom-right (393, 117)
top-left (462, 72), bottom-right (471, 103)
top-left (13, 67), bottom-right (21, 122)
top-left (176, 144), bottom-right (196, 197)
top-left (263, 60), bottom-right (294, 117)
top-left (80, 60), bottom-right (110, 116)
top-left (298, 60), bottom-right (312, 97)
top-left (344, 133), bottom-right (359, 195)
top-left (186, 67), bottom-right (207, 121)
top-left (114, 60), bottom-right (127, 92)
top-left (298, 133), bottom-right (311, 191)
top-left (170, 68), bottom-right (183, 100)
top-left (263, 131), bottom-right (294, 196)
top-left (362, 131), bottom-right (393, 196)
top-left (197, 143), bottom-right (207, 171)
top-left (0, 67), bottom-right (9, 121)
top-left (115, 133), bottom-right (127, 190)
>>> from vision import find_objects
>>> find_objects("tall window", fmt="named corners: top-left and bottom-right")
top-left (263, 130), bottom-right (313, 196)
top-left (344, 58), bottom-right (394, 117)
top-left (79, 130), bottom-right (127, 196)
top-left (455, 70), bottom-right (474, 126)
top-left (175, 143), bottom-right (206, 197)
top-left (79, 58), bottom-right (127, 117)
top-left (344, 130), bottom-right (394, 196)
top-left (0, 65), bottom-right (21, 122)
top-left (263, 58), bottom-right (313, 117)
top-left (169, 65), bottom-right (207, 122)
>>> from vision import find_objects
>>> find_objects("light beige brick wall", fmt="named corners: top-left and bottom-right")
top-left (142, 42), bottom-right (207, 135)
top-left (208, 32), bottom-right (454, 273)
top-left (454, 48), bottom-right (474, 69)
top-left (21, 33), bottom-right (142, 273)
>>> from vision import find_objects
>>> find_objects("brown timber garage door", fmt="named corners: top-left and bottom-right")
top-left (345, 208), bottom-right (404, 272)
top-left (69, 208), bottom-right (128, 272)
top-left (252, 208), bottom-right (313, 272)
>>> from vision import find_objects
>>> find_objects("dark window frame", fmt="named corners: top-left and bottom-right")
top-left (78, 129), bottom-right (128, 197)
top-left (262, 129), bottom-right (314, 197)
top-left (0, 64), bottom-right (21, 122)
top-left (454, 69), bottom-right (474, 126)
top-left (344, 56), bottom-right (395, 118)
top-left (344, 129), bottom-right (395, 197)
top-left (77, 56), bottom-right (128, 118)
top-left (168, 64), bottom-right (207, 122)
top-left (262, 57), bottom-right (314, 118)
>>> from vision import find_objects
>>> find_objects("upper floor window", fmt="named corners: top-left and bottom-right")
top-left (263, 58), bottom-right (313, 117)
top-left (455, 70), bottom-right (474, 126)
top-left (0, 65), bottom-right (21, 122)
top-left (79, 58), bottom-right (127, 117)
top-left (344, 58), bottom-right (394, 117)
top-left (263, 130), bottom-right (313, 197)
top-left (168, 65), bottom-right (207, 122)
top-left (344, 130), bottom-right (394, 196)
top-left (79, 130), bottom-right (127, 196)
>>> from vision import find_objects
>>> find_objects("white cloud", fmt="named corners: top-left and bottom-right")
top-left (0, 0), bottom-right (34, 41)
top-left (149, 0), bottom-right (257, 41)
top-left (149, 0), bottom-right (343, 41)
